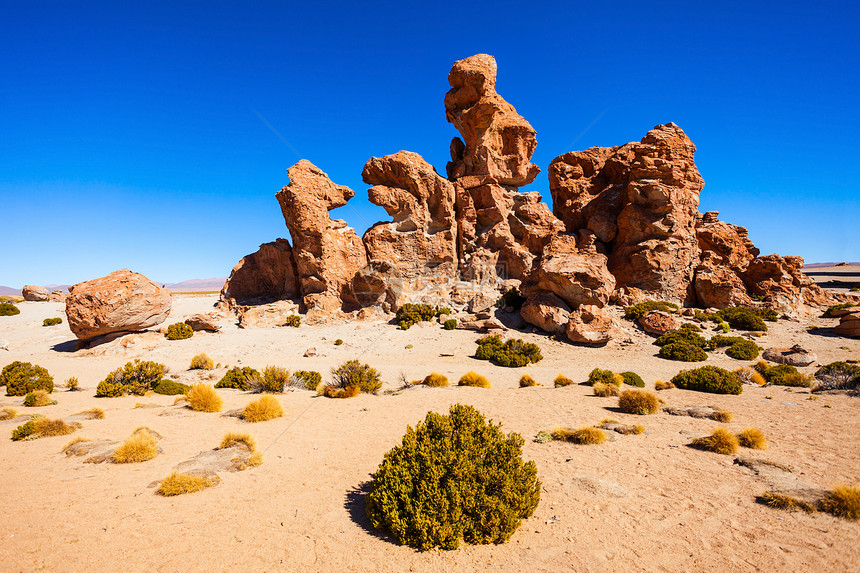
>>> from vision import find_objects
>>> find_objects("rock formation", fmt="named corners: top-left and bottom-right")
top-left (220, 239), bottom-right (297, 305)
top-left (22, 285), bottom-right (49, 301)
top-left (65, 269), bottom-right (171, 339)
top-left (834, 311), bottom-right (860, 338)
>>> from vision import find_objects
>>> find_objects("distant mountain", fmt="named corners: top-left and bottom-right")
top-left (163, 278), bottom-right (227, 292)
top-left (0, 286), bottom-right (21, 296)
top-left (803, 262), bottom-right (860, 269)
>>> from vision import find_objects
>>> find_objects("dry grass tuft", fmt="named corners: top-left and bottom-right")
top-left (710, 409), bottom-right (733, 423)
top-left (248, 451), bottom-right (263, 466)
top-left (322, 385), bottom-right (361, 398)
top-left (190, 353), bottom-right (215, 370)
top-left (758, 492), bottom-right (816, 513)
top-left (691, 428), bottom-right (739, 455)
top-left (157, 472), bottom-right (220, 496)
top-left (241, 395), bottom-right (284, 422)
top-left (818, 485), bottom-right (860, 520)
top-left (62, 436), bottom-right (91, 454)
top-left (0, 406), bottom-right (19, 420)
top-left (518, 374), bottom-right (538, 387)
top-left (75, 407), bottom-right (105, 420)
top-left (23, 389), bottom-right (56, 407)
top-left (654, 380), bottom-right (675, 390)
top-left (593, 382), bottom-right (619, 397)
top-left (37, 418), bottom-right (80, 436)
top-left (618, 390), bottom-right (660, 415)
top-left (458, 371), bottom-right (491, 388)
top-left (186, 383), bottom-right (223, 412)
top-left (737, 427), bottom-right (767, 449)
top-left (735, 367), bottom-right (767, 386)
top-left (113, 428), bottom-right (159, 463)
top-left (553, 374), bottom-right (574, 387)
top-left (220, 432), bottom-right (257, 452)
top-left (422, 373), bottom-right (449, 387)
top-left (551, 426), bottom-right (607, 445)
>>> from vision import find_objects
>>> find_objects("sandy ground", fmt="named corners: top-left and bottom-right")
top-left (804, 264), bottom-right (860, 293)
top-left (1, 295), bottom-right (858, 572)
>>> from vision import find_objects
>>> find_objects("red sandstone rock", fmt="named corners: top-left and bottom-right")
top-left (566, 305), bottom-right (618, 345)
top-left (65, 269), bottom-right (171, 339)
top-left (520, 290), bottom-right (570, 335)
top-left (762, 346), bottom-right (817, 367)
top-left (637, 311), bottom-right (681, 336)
top-left (742, 254), bottom-right (834, 315)
top-left (184, 312), bottom-right (222, 332)
top-left (523, 235), bottom-right (615, 309)
top-left (22, 285), bottom-right (49, 301)
top-left (834, 312), bottom-right (860, 337)
top-left (48, 290), bottom-right (66, 302)
top-left (696, 214), bottom-right (759, 272)
top-left (694, 258), bottom-right (752, 309)
top-left (221, 239), bottom-right (297, 305)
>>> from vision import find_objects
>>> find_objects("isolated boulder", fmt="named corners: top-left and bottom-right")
top-left (65, 269), bottom-right (171, 339)
top-left (566, 305), bottom-right (618, 345)
top-left (22, 285), bottom-right (49, 301)
top-left (638, 311), bottom-right (680, 336)
top-left (221, 239), bottom-right (298, 305)
top-left (520, 290), bottom-right (570, 335)
top-left (48, 290), bottom-right (66, 302)
top-left (834, 312), bottom-right (860, 338)
top-left (184, 312), bottom-right (222, 332)
top-left (762, 346), bottom-right (817, 367)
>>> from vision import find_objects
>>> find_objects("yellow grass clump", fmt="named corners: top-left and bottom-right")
top-left (220, 432), bottom-right (257, 451)
top-left (519, 374), bottom-right (538, 387)
top-left (818, 485), bottom-right (860, 520)
top-left (190, 353), bottom-right (215, 370)
top-left (23, 389), bottom-right (56, 407)
top-left (0, 407), bottom-right (18, 420)
top-left (618, 389), bottom-right (660, 415)
top-left (241, 395), bottom-right (284, 422)
top-left (65, 377), bottom-right (80, 391)
top-left (593, 382), bottom-right (619, 397)
top-left (734, 366), bottom-right (766, 386)
top-left (113, 428), bottom-right (159, 463)
top-left (654, 380), bottom-right (675, 390)
top-left (759, 492), bottom-right (816, 513)
top-left (35, 418), bottom-right (79, 437)
top-left (422, 373), bottom-right (449, 387)
top-left (75, 407), bottom-right (105, 420)
top-left (551, 426), bottom-right (607, 445)
top-left (458, 371), bottom-right (491, 388)
top-left (186, 383), bottom-right (223, 412)
top-left (691, 428), bottom-right (739, 455)
top-left (157, 472), bottom-right (220, 496)
top-left (553, 374), bottom-right (574, 387)
top-left (737, 427), bottom-right (767, 449)
top-left (710, 409), bottom-right (733, 423)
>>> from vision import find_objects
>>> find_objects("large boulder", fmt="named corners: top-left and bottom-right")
top-left (220, 239), bottom-right (298, 305)
top-left (276, 160), bottom-right (368, 313)
top-left (65, 269), bottom-right (171, 339)
top-left (834, 312), bottom-right (860, 338)
top-left (742, 254), bottom-right (834, 315)
top-left (762, 346), bottom-right (817, 367)
top-left (694, 257), bottom-right (752, 309)
top-left (566, 305), bottom-right (618, 345)
top-left (637, 311), bottom-right (680, 336)
top-left (523, 235), bottom-right (615, 308)
top-left (22, 285), bottom-right (49, 301)
top-left (520, 290), bottom-right (570, 335)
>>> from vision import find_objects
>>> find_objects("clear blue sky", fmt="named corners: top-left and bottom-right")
top-left (2, 1), bottom-right (858, 288)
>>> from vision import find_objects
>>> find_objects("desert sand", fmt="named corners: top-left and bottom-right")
top-left (1, 295), bottom-right (858, 572)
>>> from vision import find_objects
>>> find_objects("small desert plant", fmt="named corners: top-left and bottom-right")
top-left (42, 317), bottom-right (63, 326)
top-left (157, 472), bottom-right (220, 496)
top-left (715, 307), bottom-right (769, 331)
top-left (395, 303), bottom-right (450, 329)
top-left (654, 326), bottom-right (708, 349)
top-left (726, 339), bottom-right (761, 360)
top-left (96, 359), bottom-right (164, 397)
top-left (65, 377), bottom-right (80, 391)
top-left (758, 492), bottom-right (816, 513)
top-left (165, 322), bottom-right (194, 340)
top-left (0, 302), bottom-right (20, 316)
top-left (215, 366), bottom-right (261, 391)
top-left (759, 364), bottom-right (812, 387)
top-left (707, 335), bottom-right (747, 349)
top-left (654, 380), bottom-right (675, 390)
top-left (718, 322), bottom-right (730, 333)
top-left (255, 366), bottom-right (290, 393)
top-left (334, 339), bottom-right (343, 345)
top-left (153, 380), bottom-right (189, 396)
top-left (458, 371), bottom-right (491, 388)
top-left (185, 383), bottom-right (223, 412)
top-left (550, 426), bottom-right (607, 445)
top-left (734, 367), bottom-right (766, 386)
top-left (710, 409), bottom-right (733, 423)
top-left (814, 361), bottom-right (860, 390)
top-left (553, 374), bottom-right (574, 387)
top-left (519, 374), bottom-right (538, 387)
top-left (1, 406), bottom-right (19, 420)
top-left (620, 372), bottom-right (645, 387)
top-left (2, 361), bottom-right (54, 396)
top-left (284, 314), bottom-right (301, 327)
top-left (822, 302), bottom-right (860, 318)
top-left (618, 390), bottom-right (660, 415)
top-left (365, 403), bottom-right (540, 550)
top-left (422, 373), bottom-right (449, 387)
top-left (818, 485), bottom-right (860, 520)
top-left (690, 428), bottom-right (739, 454)
top-left (241, 395), bottom-right (284, 422)
top-left (331, 360), bottom-right (382, 393)
top-left (588, 368), bottom-right (622, 386)
top-left (75, 407), bottom-right (105, 419)
top-left (659, 342), bottom-right (708, 362)
top-left (113, 428), bottom-right (159, 463)
top-left (11, 417), bottom-right (78, 441)
top-left (23, 390), bottom-right (57, 407)
top-left (475, 334), bottom-right (543, 367)
top-left (737, 427), bottom-right (767, 449)
top-left (443, 318), bottom-right (457, 330)
top-left (322, 385), bottom-right (361, 398)
top-left (671, 366), bottom-right (743, 395)
top-left (292, 370), bottom-right (322, 391)
top-left (189, 353), bottom-right (214, 370)
top-left (624, 300), bottom-right (678, 320)
top-left (593, 382), bottom-right (620, 397)
top-left (220, 432), bottom-right (257, 451)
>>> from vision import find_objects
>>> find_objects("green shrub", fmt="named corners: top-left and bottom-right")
top-left (726, 339), bottom-right (760, 360)
top-left (11, 420), bottom-right (35, 441)
top-left (365, 403), bottom-right (540, 550)
top-left (671, 366), bottom-right (742, 395)
top-left (23, 390), bottom-right (56, 407)
top-left (624, 300), bottom-right (678, 320)
top-left (292, 370), bottom-right (322, 391)
top-left (96, 359), bottom-right (164, 397)
top-left (707, 335), bottom-right (747, 349)
top-left (851, 287), bottom-right (859, 292)
top-left (814, 362), bottom-right (860, 390)
top-left (215, 367), bottom-right (260, 391)
top-left (718, 322), bottom-right (730, 333)
top-left (42, 317), bottom-right (63, 327)
top-left (0, 303), bottom-right (20, 316)
top-left (165, 322), bottom-right (193, 340)
top-left (654, 327), bottom-right (708, 348)
top-left (189, 353), bottom-right (214, 370)
top-left (153, 380), bottom-right (189, 395)
top-left (284, 314), bottom-right (301, 327)
top-left (659, 342), bottom-right (708, 362)
top-left (443, 319), bottom-right (457, 330)
top-left (588, 368), bottom-right (622, 386)
top-left (258, 366), bottom-right (289, 393)
top-left (620, 372), bottom-right (645, 387)
top-left (715, 307), bottom-right (768, 331)
top-left (334, 339), bottom-right (343, 346)
top-left (396, 303), bottom-right (451, 330)
top-left (761, 364), bottom-right (811, 387)
top-left (331, 360), bottom-right (382, 393)
top-left (474, 334), bottom-right (542, 368)
top-left (496, 287), bottom-right (526, 310)
top-left (822, 303), bottom-right (859, 318)
top-left (2, 361), bottom-right (54, 396)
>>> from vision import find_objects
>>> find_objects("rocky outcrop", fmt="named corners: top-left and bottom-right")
top-left (275, 160), bottom-right (368, 313)
top-left (696, 213), bottom-right (758, 272)
top-left (65, 269), bottom-right (171, 339)
top-left (220, 239), bottom-right (297, 305)
top-left (694, 256), bottom-right (752, 309)
top-left (48, 290), bottom-right (66, 302)
top-left (520, 291), bottom-right (570, 335)
top-left (184, 312), bottom-right (222, 332)
top-left (637, 311), bottom-right (681, 336)
top-left (742, 255), bottom-right (834, 315)
top-left (22, 285), bottom-right (49, 301)
top-left (566, 305), bottom-right (618, 345)
top-left (834, 312), bottom-right (860, 338)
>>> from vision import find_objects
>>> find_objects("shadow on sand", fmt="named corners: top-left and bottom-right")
top-left (344, 481), bottom-right (396, 544)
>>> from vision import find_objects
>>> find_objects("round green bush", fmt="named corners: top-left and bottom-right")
top-left (284, 314), bottom-right (301, 327)
top-left (165, 322), bottom-right (194, 340)
top-left (623, 300), bottom-right (678, 320)
top-left (11, 420), bottom-right (36, 441)
top-left (0, 303), bottom-right (20, 316)
top-left (717, 307), bottom-right (768, 331)
top-left (475, 335), bottom-right (542, 368)
top-left (587, 368), bottom-right (620, 386)
top-left (396, 304), bottom-right (450, 330)
top-left (671, 366), bottom-right (743, 395)
top-left (153, 380), bottom-right (189, 396)
top-left (814, 361), bottom-right (860, 390)
top-left (443, 319), bottom-right (457, 330)
top-left (331, 360), bottom-right (382, 393)
top-left (2, 361), bottom-right (54, 396)
top-left (42, 317), bottom-right (63, 327)
top-left (95, 359), bottom-right (165, 397)
top-left (215, 367), bottom-right (261, 391)
top-left (620, 372), bottom-right (645, 387)
top-left (726, 339), bottom-right (760, 360)
top-left (365, 403), bottom-right (540, 550)
top-left (654, 328), bottom-right (708, 348)
top-left (659, 342), bottom-right (708, 362)
top-left (762, 364), bottom-right (809, 386)
top-left (292, 370), bottom-right (322, 391)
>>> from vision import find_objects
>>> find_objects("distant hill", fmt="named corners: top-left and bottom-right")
top-left (0, 286), bottom-right (21, 296)
top-left (163, 278), bottom-right (227, 292)
top-left (803, 262), bottom-right (860, 269)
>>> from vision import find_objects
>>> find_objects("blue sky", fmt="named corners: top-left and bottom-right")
top-left (1, 1), bottom-right (858, 287)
